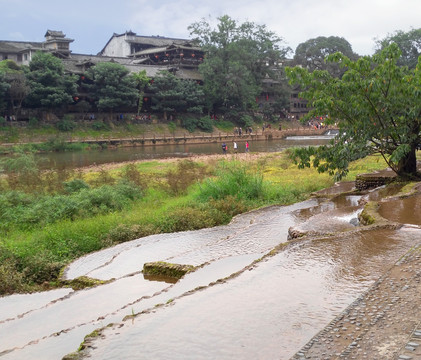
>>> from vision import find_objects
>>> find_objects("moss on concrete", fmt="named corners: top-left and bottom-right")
top-left (143, 261), bottom-right (196, 279)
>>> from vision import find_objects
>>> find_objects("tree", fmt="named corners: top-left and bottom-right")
top-left (286, 44), bottom-right (421, 179)
top-left (130, 70), bottom-right (150, 114)
top-left (0, 73), bottom-right (11, 114)
top-left (87, 62), bottom-right (138, 116)
top-left (293, 36), bottom-right (358, 77)
top-left (24, 52), bottom-right (77, 110)
top-left (149, 71), bottom-right (204, 119)
top-left (0, 60), bottom-right (29, 117)
top-left (189, 15), bottom-right (290, 114)
top-left (375, 28), bottom-right (421, 69)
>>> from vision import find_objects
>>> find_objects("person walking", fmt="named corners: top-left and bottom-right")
top-left (222, 142), bottom-right (227, 154)
top-left (233, 141), bottom-right (238, 153)
top-left (245, 141), bottom-right (249, 152)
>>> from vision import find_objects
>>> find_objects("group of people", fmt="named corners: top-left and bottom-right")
top-left (233, 127), bottom-right (253, 136)
top-left (222, 140), bottom-right (249, 154)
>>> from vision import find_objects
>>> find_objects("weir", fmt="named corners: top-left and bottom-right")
top-left (1, 180), bottom-right (420, 360)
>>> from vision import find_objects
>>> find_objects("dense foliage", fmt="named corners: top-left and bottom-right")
top-left (189, 15), bottom-right (291, 114)
top-left (286, 44), bottom-right (421, 179)
top-left (24, 52), bottom-right (77, 109)
top-left (86, 62), bottom-right (138, 114)
top-left (375, 28), bottom-right (421, 69)
top-left (149, 71), bottom-right (204, 117)
top-left (293, 36), bottom-right (358, 77)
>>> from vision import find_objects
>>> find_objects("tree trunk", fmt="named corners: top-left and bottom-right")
top-left (396, 145), bottom-right (418, 178)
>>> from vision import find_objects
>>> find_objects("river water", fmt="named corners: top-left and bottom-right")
top-left (1, 183), bottom-right (420, 360)
top-left (31, 136), bottom-right (333, 169)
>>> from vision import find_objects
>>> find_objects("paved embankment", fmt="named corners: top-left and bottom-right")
top-left (292, 240), bottom-right (421, 360)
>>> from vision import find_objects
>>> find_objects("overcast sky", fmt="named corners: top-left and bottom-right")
top-left (1, 0), bottom-right (420, 57)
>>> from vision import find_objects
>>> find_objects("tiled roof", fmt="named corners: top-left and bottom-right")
top-left (0, 40), bottom-right (44, 53)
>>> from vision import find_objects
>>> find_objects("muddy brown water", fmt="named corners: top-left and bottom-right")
top-left (1, 184), bottom-right (420, 360)
top-left (378, 193), bottom-right (421, 225)
top-left (18, 136), bottom-right (333, 170)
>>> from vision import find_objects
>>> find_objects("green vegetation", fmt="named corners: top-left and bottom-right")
top-left (0, 151), bottom-right (389, 295)
top-left (287, 44), bottom-right (421, 179)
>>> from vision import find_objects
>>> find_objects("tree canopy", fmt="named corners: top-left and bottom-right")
top-left (189, 15), bottom-right (290, 114)
top-left (86, 62), bottom-right (138, 114)
top-left (24, 52), bottom-right (77, 109)
top-left (375, 28), bottom-right (421, 69)
top-left (286, 43), bottom-right (421, 179)
top-left (293, 36), bottom-right (358, 77)
top-left (149, 71), bottom-right (204, 118)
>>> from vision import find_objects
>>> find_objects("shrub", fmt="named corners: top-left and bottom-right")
top-left (91, 121), bottom-right (110, 131)
top-left (196, 116), bottom-right (214, 132)
top-left (181, 116), bottom-right (197, 132)
top-left (120, 164), bottom-right (146, 188)
top-left (104, 223), bottom-right (158, 245)
top-left (198, 161), bottom-right (264, 201)
top-left (22, 251), bottom-right (64, 284)
top-left (0, 260), bottom-right (25, 295)
top-left (28, 117), bottom-right (39, 128)
top-left (64, 179), bottom-right (90, 194)
top-left (158, 206), bottom-right (217, 233)
top-left (165, 160), bottom-right (207, 195)
top-left (167, 121), bottom-right (176, 133)
top-left (56, 118), bottom-right (76, 132)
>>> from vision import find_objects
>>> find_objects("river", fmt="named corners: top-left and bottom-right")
top-left (1, 181), bottom-right (420, 360)
top-left (31, 135), bottom-right (334, 169)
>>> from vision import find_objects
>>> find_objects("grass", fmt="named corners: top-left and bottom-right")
top-left (0, 151), bottom-right (390, 295)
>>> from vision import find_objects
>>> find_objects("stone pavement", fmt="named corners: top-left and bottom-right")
top-left (291, 243), bottom-right (421, 360)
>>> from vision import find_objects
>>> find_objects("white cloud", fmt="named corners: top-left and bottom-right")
top-left (1, 0), bottom-right (421, 55)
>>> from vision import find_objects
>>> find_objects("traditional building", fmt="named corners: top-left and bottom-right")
top-left (99, 31), bottom-right (190, 57)
top-left (0, 30), bottom-right (73, 65)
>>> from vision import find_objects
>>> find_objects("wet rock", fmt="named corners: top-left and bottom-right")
top-left (143, 261), bottom-right (196, 279)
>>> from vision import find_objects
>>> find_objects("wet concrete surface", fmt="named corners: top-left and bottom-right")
top-left (292, 226), bottom-right (421, 360)
top-left (2, 181), bottom-right (421, 360)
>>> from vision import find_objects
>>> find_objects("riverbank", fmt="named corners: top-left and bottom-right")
top-left (0, 119), bottom-right (330, 150)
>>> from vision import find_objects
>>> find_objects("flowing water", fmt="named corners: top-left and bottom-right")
top-left (1, 183), bottom-right (421, 360)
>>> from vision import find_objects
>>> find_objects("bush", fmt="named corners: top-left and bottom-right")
top-left (0, 182), bottom-right (143, 231)
top-left (158, 206), bottom-right (217, 233)
top-left (198, 161), bottom-right (264, 201)
top-left (28, 117), bottom-right (39, 128)
top-left (104, 223), bottom-right (158, 245)
top-left (56, 118), bottom-right (76, 132)
top-left (22, 251), bottom-right (64, 284)
top-left (120, 164), bottom-right (146, 188)
top-left (240, 114), bottom-right (253, 128)
top-left (0, 260), bottom-right (25, 295)
top-left (165, 160), bottom-right (207, 195)
top-left (181, 116), bottom-right (197, 132)
top-left (64, 179), bottom-right (90, 194)
top-left (196, 116), bottom-right (214, 132)
top-left (91, 121), bottom-right (110, 131)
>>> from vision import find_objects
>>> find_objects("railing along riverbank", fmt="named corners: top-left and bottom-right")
top-left (0, 127), bottom-right (332, 148)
